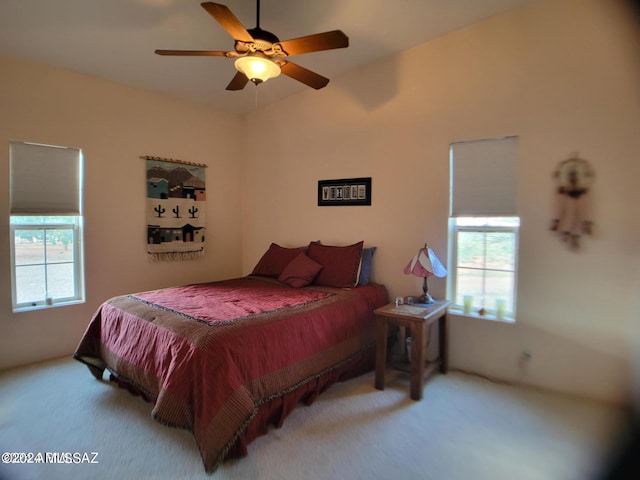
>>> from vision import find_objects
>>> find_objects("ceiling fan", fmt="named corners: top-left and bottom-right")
top-left (155, 1), bottom-right (349, 91)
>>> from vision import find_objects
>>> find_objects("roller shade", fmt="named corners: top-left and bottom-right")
top-left (10, 141), bottom-right (82, 215)
top-left (450, 137), bottom-right (518, 216)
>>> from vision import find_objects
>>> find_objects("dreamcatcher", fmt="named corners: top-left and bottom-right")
top-left (550, 154), bottom-right (595, 250)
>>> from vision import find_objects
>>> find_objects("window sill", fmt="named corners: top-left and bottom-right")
top-left (448, 308), bottom-right (515, 324)
top-left (13, 299), bottom-right (85, 313)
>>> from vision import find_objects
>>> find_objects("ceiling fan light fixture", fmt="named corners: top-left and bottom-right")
top-left (234, 55), bottom-right (281, 84)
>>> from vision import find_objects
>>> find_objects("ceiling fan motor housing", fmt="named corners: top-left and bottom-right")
top-left (248, 27), bottom-right (279, 48)
top-left (235, 27), bottom-right (281, 56)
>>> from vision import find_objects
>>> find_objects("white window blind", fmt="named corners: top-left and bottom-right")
top-left (450, 137), bottom-right (518, 216)
top-left (10, 141), bottom-right (82, 215)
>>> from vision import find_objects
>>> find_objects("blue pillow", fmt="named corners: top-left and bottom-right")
top-left (357, 247), bottom-right (377, 285)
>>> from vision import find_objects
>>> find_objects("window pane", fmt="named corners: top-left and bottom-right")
top-left (11, 216), bottom-right (76, 225)
top-left (47, 263), bottom-right (75, 299)
top-left (15, 265), bottom-right (45, 304)
top-left (44, 216), bottom-right (75, 225)
top-left (14, 231), bottom-right (45, 266)
top-left (45, 229), bottom-right (75, 264)
top-left (485, 232), bottom-right (516, 270)
top-left (456, 267), bottom-right (484, 308)
top-left (456, 268), bottom-right (515, 313)
top-left (457, 231), bottom-right (486, 268)
top-left (484, 270), bottom-right (516, 312)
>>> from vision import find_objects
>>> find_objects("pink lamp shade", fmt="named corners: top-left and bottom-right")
top-left (403, 245), bottom-right (447, 278)
top-left (403, 245), bottom-right (447, 304)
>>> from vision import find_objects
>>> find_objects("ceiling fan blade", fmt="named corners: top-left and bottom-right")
top-left (155, 49), bottom-right (228, 56)
top-left (280, 61), bottom-right (330, 90)
top-left (201, 2), bottom-right (254, 43)
top-left (226, 71), bottom-right (250, 91)
top-left (276, 30), bottom-right (349, 56)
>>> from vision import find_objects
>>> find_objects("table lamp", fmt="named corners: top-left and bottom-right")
top-left (403, 244), bottom-right (447, 304)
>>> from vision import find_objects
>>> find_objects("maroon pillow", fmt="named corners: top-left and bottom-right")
top-left (308, 241), bottom-right (364, 288)
top-left (278, 253), bottom-right (324, 288)
top-left (251, 243), bottom-right (307, 277)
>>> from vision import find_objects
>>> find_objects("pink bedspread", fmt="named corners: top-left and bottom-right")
top-left (74, 276), bottom-right (388, 472)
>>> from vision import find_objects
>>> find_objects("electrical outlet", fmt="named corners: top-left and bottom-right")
top-left (517, 349), bottom-right (531, 367)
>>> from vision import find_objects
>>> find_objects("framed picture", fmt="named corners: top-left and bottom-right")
top-left (318, 177), bottom-right (372, 206)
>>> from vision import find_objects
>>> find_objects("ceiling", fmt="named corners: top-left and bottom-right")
top-left (0, 0), bottom-right (531, 114)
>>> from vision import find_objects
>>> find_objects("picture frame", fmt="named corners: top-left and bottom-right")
top-left (318, 177), bottom-right (372, 206)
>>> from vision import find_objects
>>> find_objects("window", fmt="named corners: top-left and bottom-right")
top-left (449, 217), bottom-right (519, 319)
top-left (448, 137), bottom-right (519, 320)
top-left (9, 142), bottom-right (84, 311)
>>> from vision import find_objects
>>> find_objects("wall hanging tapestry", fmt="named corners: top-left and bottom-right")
top-left (550, 154), bottom-right (594, 250)
top-left (143, 156), bottom-right (207, 261)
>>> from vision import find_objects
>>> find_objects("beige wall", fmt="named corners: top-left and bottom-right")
top-left (240, 0), bottom-right (640, 404)
top-left (0, 53), bottom-right (243, 370)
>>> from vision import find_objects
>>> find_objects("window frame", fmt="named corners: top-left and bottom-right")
top-left (448, 216), bottom-right (519, 321)
top-left (10, 216), bottom-right (85, 312)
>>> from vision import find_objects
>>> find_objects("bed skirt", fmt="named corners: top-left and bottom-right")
top-left (103, 344), bottom-right (375, 464)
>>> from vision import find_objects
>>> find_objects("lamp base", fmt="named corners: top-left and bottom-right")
top-left (417, 293), bottom-right (435, 304)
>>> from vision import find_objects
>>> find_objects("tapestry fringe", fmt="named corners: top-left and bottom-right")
top-left (149, 250), bottom-right (205, 262)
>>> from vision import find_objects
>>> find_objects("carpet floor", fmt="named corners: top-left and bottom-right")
top-left (0, 357), bottom-right (629, 480)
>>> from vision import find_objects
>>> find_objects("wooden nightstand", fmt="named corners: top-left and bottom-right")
top-left (374, 300), bottom-right (451, 401)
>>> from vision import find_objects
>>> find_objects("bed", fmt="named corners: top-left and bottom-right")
top-left (74, 241), bottom-right (387, 473)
